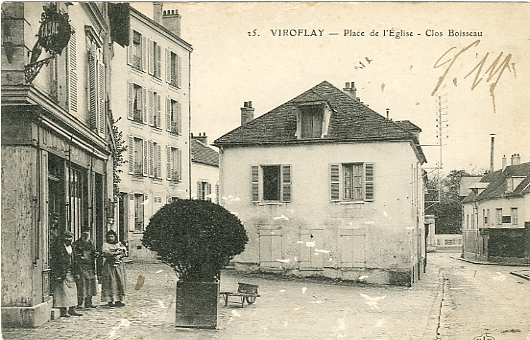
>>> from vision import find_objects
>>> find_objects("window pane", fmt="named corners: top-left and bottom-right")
top-left (301, 105), bottom-right (323, 138)
top-left (263, 166), bottom-right (280, 201)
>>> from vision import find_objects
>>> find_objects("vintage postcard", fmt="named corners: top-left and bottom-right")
top-left (1, 1), bottom-right (529, 339)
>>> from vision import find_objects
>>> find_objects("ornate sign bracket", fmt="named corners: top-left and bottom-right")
top-left (24, 3), bottom-right (72, 84)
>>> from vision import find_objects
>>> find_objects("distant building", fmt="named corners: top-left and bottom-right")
top-left (214, 81), bottom-right (427, 286)
top-left (462, 154), bottom-right (530, 264)
top-left (110, 4), bottom-right (192, 260)
top-left (191, 133), bottom-right (219, 202)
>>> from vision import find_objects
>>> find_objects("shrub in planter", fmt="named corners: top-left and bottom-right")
top-left (142, 199), bottom-right (248, 328)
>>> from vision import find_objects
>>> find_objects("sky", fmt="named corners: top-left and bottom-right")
top-left (133, 2), bottom-right (529, 175)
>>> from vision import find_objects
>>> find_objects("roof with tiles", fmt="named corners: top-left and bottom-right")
top-left (213, 81), bottom-right (426, 163)
top-left (462, 162), bottom-right (530, 203)
top-left (191, 139), bottom-right (219, 168)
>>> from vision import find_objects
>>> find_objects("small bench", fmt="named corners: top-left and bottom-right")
top-left (220, 282), bottom-right (260, 307)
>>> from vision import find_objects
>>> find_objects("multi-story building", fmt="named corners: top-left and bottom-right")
top-left (462, 155), bottom-right (530, 264)
top-left (191, 133), bottom-right (219, 203)
top-left (111, 4), bottom-right (192, 260)
top-left (1, 2), bottom-right (122, 327)
top-left (214, 81), bottom-right (427, 286)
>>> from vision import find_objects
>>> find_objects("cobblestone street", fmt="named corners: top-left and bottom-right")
top-left (3, 255), bottom-right (446, 340)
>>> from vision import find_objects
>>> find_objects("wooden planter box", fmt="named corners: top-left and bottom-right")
top-left (175, 281), bottom-right (219, 329)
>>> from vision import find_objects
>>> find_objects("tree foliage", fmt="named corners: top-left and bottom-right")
top-left (111, 117), bottom-right (127, 199)
top-left (142, 199), bottom-right (248, 282)
top-left (425, 169), bottom-right (474, 234)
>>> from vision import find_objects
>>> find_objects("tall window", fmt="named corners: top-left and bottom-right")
top-left (166, 99), bottom-right (181, 135)
top-left (134, 194), bottom-right (144, 232)
top-left (148, 40), bottom-right (162, 78)
top-left (197, 181), bottom-right (212, 201)
top-left (148, 141), bottom-right (162, 179)
top-left (149, 91), bottom-right (161, 129)
top-left (511, 208), bottom-right (518, 225)
top-left (330, 163), bottom-right (374, 202)
top-left (496, 208), bottom-right (502, 225)
top-left (128, 83), bottom-right (146, 123)
top-left (167, 146), bottom-right (182, 182)
top-left (166, 50), bottom-right (181, 87)
top-left (131, 31), bottom-right (142, 70)
top-left (300, 105), bottom-right (324, 138)
top-left (86, 29), bottom-right (106, 136)
top-left (128, 136), bottom-right (145, 177)
top-left (251, 165), bottom-right (291, 203)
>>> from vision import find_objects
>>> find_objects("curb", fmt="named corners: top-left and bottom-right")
top-left (451, 256), bottom-right (530, 267)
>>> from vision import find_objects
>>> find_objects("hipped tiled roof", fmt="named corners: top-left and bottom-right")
top-left (213, 81), bottom-right (426, 163)
top-left (462, 162), bottom-right (530, 203)
top-left (191, 139), bottom-right (219, 167)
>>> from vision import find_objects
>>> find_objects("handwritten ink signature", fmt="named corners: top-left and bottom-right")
top-left (355, 57), bottom-right (373, 70)
top-left (431, 40), bottom-right (515, 113)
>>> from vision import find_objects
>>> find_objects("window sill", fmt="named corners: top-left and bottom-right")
top-left (131, 120), bottom-right (145, 127)
top-left (257, 202), bottom-right (286, 206)
top-left (168, 83), bottom-right (181, 91)
top-left (130, 65), bottom-right (144, 75)
top-left (151, 76), bottom-right (162, 84)
top-left (333, 201), bottom-right (366, 205)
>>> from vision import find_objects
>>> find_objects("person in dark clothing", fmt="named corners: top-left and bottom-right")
top-left (73, 227), bottom-right (98, 309)
top-left (50, 231), bottom-right (83, 317)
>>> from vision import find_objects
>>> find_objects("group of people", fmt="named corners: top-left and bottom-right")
top-left (50, 227), bottom-right (128, 317)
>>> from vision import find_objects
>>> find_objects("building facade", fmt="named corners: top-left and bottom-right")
top-left (462, 156), bottom-right (530, 264)
top-left (110, 5), bottom-right (192, 260)
top-left (214, 81), bottom-right (427, 286)
top-left (191, 133), bottom-right (220, 203)
top-left (1, 2), bottom-right (119, 327)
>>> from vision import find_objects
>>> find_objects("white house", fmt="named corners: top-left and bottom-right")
top-left (111, 4), bottom-right (192, 260)
top-left (214, 81), bottom-right (427, 286)
top-left (191, 133), bottom-right (219, 203)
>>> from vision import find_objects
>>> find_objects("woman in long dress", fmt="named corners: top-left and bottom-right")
top-left (100, 230), bottom-right (127, 307)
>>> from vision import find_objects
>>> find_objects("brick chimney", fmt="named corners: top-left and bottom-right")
top-left (502, 155), bottom-right (507, 171)
top-left (511, 153), bottom-right (521, 165)
top-left (241, 101), bottom-right (255, 126)
top-left (191, 132), bottom-right (208, 145)
top-left (162, 9), bottom-right (181, 37)
top-left (343, 81), bottom-right (360, 101)
top-left (153, 2), bottom-right (163, 24)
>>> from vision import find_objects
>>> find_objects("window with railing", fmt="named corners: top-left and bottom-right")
top-left (166, 50), bottom-right (181, 88)
top-left (167, 146), bottom-right (182, 183)
top-left (166, 99), bottom-right (181, 135)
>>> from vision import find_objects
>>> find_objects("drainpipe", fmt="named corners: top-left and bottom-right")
top-left (188, 49), bottom-right (192, 199)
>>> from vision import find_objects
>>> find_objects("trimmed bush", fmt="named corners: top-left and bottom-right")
top-left (142, 199), bottom-right (248, 282)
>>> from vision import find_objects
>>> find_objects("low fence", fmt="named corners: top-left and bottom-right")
top-left (431, 234), bottom-right (462, 252)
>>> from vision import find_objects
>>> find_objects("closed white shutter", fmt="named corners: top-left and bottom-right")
top-left (156, 93), bottom-right (161, 128)
top-left (165, 48), bottom-right (170, 83)
top-left (197, 181), bottom-right (203, 200)
top-left (251, 165), bottom-right (259, 202)
top-left (142, 87), bottom-right (147, 124)
top-left (148, 141), bottom-right (154, 177)
top-left (166, 97), bottom-right (171, 132)
top-left (87, 49), bottom-right (97, 130)
top-left (68, 30), bottom-right (77, 113)
top-left (141, 36), bottom-right (147, 72)
top-left (177, 148), bottom-right (182, 181)
top-left (330, 164), bottom-right (340, 201)
top-left (142, 139), bottom-right (148, 177)
top-left (156, 144), bottom-right (162, 178)
top-left (365, 163), bottom-right (374, 201)
top-left (177, 101), bottom-right (182, 134)
top-left (166, 146), bottom-right (172, 181)
top-left (281, 165), bottom-right (291, 202)
top-left (128, 135), bottom-right (134, 174)
top-left (177, 54), bottom-right (182, 87)
top-left (148, 39), bottom-right (154, 75)
top-left (155, 44), bottom-right (161, 78)
top-left (148, 90), bottom-right (154, 126)
top-left (97, 61), bottom-right (105, 135)
top-left (127, 82), bottom-right (134, 120)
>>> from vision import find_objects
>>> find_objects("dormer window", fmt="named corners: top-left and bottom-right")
top-left (507, 177), bottom-right (525, 192)
top-left (295, 101), bottom-right (332, 139)
top-left (301, 104), bottom-right (324, 138)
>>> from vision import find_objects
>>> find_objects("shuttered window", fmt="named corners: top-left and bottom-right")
top-left (167, 146), bottom-right (182, 183)
top-left (166, 98), bottom-right (181, 134)
top-left (252, 165), bottom-right (292, 203)
top-left (129, 136), bottom-right (144, 177)
top-left (166, 49), bottom-right (181, 87)
top-left (329, 163), bottom-right (374, 202)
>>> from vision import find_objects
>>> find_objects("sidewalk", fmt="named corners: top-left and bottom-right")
top-left (450, 255), bottom-right (530, 281)
top-left (2, 258), bottom-right (445, 340)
